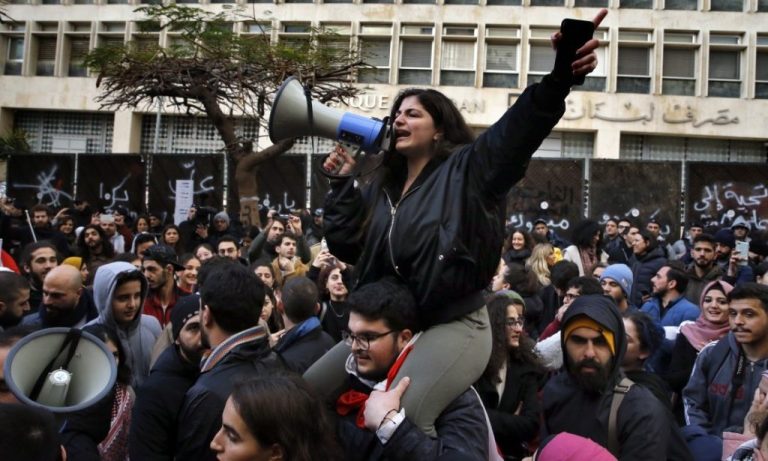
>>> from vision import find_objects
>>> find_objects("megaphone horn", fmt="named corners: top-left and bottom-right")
top-left (3, 327), bottom-right (117, 413)
top-left (269, 77), bottom-right (391, 154)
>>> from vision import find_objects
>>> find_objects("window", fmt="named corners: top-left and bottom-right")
top-left (483, 26), bottom-right (518, 88)
top-left (757, 37), bottom-right (768, 99)
top-left (662, 32), bottom-right (698, 96)
top-left (4, 37), bottom-right (24, 75)
top-left (243, 22), bottom-right (271, 34)
top-left (710, 0), bottom-right (741, 11)
top-left (527, 28), bottom-right (557, 85)
top-left (759, 0), bottom-right (768, 11)
top-left (665, 0), bottom-right (697, 10)
top-left (445, 0), bottom-right (477, 5)
top-left (575, 0), bottom-right (607, 6)
top-left (440, 26), bottom-right (475, 87)
top-left (399, 25), bottom-right (433, 85)
top-left (530, 0), bottom-right (563, 5)
top-left (486, 0), bottom-right (521, 5)
top-left (620, 0), bottom-right (652, 8)
top-left (279, 23), bottom-right (311, 50)
top-left (14, 111), bottom-right (115, 153)
top-left (359, 24), bottom-right (392, 84)
top-left (36, 37), bottom-right (57, 76)
top-left (617, 30), bottom-right (653, 94)
top-left (68, 38), bottom-right (89, 77)
top-left (708, 33), bottom-right (743, 98)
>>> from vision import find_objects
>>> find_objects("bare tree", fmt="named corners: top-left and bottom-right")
top-left (85, 5), bottom-right (366, 225)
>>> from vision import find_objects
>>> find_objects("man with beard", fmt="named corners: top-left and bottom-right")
top-left (0, 271), bottom-right (30, 330)
top-left (22, 204), bottom-right (71, 256)
top-left (685, 234), bottom-right (724, 304)
top-left (129, 294), bottom-right (208, 461)
top-left (175, 263), bottom-right (283, 461)
top-left (641, 264), bottom-right (699, 328)
top-left (20, 241), bottom-right (59, 312)
top-left (683, 283), bottom-right (768, 461)
top-left (714, 228), bottom-right (736, 271)
top-left (247, 212), bottom-right (312, 264)
top-left (77, 224), bottom-right (115, 281)
top-left (141, 244), bottom-right (186, 328)
top-left (99, 213), bottom-right (125, 253)
top-left (542, 294), bottom-right (688, 460)
top-left (334, 278), bottom-right (491, 460)
top-left (23, 265), bottom-right (97, 329)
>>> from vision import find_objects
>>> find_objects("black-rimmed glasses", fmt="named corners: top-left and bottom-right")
top-left (342, 330), bottom-right (396, 351)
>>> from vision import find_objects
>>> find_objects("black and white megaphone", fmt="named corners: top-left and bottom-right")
top-left (269, 77), bottom-right (392, 154)
top-left (3, 328), bottom-right (117, 413)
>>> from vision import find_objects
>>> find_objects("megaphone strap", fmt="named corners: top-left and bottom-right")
top-left (29, 328), bottom-right (83, 402)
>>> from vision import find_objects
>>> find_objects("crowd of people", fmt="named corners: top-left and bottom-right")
top-left (2, 9), bottom-right (768, 461)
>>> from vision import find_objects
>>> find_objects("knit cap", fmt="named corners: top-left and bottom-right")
top-left (714, 228), bottom-right (735, 249)
top-left (171, 294), bottom-right (200, 340)
top-left (213, 212), bottom-right (230, 225)
top-left (599, 264), bottom-right (633, 298)
top-left (563, 315), bottom-right (616, 356)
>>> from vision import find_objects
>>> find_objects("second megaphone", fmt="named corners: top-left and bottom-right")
top-left (269, 77), bottom-right (391, 154)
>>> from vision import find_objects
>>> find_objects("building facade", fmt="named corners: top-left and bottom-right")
top-left (0, 0), bottom-right (766, 163)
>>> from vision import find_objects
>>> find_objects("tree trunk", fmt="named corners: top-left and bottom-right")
top-left (235, 138), bottom-right (296, 229)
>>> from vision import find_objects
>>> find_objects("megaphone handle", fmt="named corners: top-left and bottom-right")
top-left (29, 328), bottom-right (83, 402)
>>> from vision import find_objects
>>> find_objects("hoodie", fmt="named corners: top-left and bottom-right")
top-left (543, 295), bottom-right (691, 461)
top-left (86, 261), bottom-right (162, 388)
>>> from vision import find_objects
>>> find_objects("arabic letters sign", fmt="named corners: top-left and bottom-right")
top-left (562, 98), bottom-right (740, 128)
top-left (74, 155), bottom-right (145, 212)
top-left (6, 154), bottom-right (75, 208)
top-left (149, 155), bottom-right (223, 219)
top-left (591, 160), bottom-right (681, 237)
top-left (688, 163), bottom-right (768, 231)
top-left (506, 159), bottom-right (584, 233)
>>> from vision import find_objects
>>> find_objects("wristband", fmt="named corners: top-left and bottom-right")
top-left (377, 409), bottom-right (399, 431)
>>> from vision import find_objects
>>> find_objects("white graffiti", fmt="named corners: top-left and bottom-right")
top-left (167, 166), bottom-right (215, 200)
top-left (259, 192), bottom-right (297, 214)
top-left (507, 213), bottom-right (570, 232)
top-left (13, 164), bottom-right (73, 207)
top-left (99, 174), bottom-right (131, 210)
top-left (693, 183), bottom-right (768, 230)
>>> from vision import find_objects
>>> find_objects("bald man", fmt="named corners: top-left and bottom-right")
top-left (23, 265), bottom-right (99, 329)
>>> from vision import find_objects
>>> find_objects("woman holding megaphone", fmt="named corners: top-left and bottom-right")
top-left (305, 9), bottom-right (608, 436)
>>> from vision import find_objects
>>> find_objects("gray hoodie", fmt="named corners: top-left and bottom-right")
top-left (86, 261), bottom-right (162, 387)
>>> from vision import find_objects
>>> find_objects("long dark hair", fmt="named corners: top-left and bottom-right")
top-left (376, 88), bottom-right (475, 184)
top-left (571, 219), bottom-right (602, 250)
top-left (230, 374), bottom-right (342, 461)
top-left (483, 292), bottom-right (542, 384)
top-left (83, 324), bottom-right (132, 386)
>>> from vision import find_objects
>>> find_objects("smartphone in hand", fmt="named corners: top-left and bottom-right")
top-left (736, 240), bottom-right (749, 266)
top-left (555, 19), bottom-right (595, 85)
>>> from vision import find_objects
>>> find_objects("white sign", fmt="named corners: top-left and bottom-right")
top-left (174, 180), bottom-right (194, 225)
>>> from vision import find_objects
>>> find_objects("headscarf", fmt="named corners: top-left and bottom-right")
top-left (679, 280), bottom-right (733, 351)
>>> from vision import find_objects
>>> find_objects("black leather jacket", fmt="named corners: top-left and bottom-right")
top-left (324, 76), bottom-right (568, 328)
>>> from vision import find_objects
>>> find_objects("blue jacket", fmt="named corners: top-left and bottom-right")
top-left (641, 295), bottom-right (700, 328)
top-left (683, 333), bottom-right (768, 436)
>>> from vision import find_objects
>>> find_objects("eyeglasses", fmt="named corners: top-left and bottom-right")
top-left (505, 318), bottom-right (524, 328)
top-left (342, 330), bottom-right (396, 351)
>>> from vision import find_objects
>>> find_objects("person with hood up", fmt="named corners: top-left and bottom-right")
top-left (542, 294), bottom-right (692, 461)
top-left (86, 261), bottom-right (162, 388)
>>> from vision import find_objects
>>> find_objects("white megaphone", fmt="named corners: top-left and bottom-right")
top-left (269, 77), bottom-right (391, 154)
top-left (3, 328), bottom-right (117, 413)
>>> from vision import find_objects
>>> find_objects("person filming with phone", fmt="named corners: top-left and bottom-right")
top-left (305, 10), bottom-right (608, 437)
